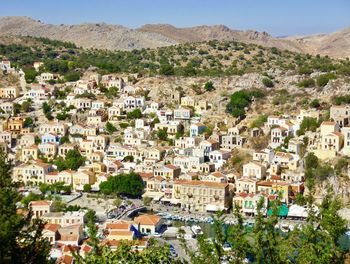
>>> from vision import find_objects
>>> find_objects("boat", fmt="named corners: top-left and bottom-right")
top-left (191, 225), bottom-right (203, 236)
top-left (165, 220), bottom-right (173, 226)
top-left (280, 223), bottom-right (290, 233)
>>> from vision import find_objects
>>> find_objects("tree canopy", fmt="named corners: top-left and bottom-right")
top-left (226, 89), bottom-right (265, 118)
top-left (54, 149), bottom-right (86, 171)
top-left (0, 150), bottom-right (50, 263)
top-left (99, 172), bottom-right (145, 197)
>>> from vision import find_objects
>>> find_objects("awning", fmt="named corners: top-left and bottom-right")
top-left (267, 204), bottom-right (289, 217)
top-left (142, 191), bottom-right (164, 201)
top-left (206, 204), bottom-right (225, 212)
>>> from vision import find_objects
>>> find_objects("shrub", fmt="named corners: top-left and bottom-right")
top-left (317, 73), bottom-right (336, 87)
top-left (204, 81), bottom-right (215, 91)
top-left (127, 109), bottom-right (142, 119)
top-left (309, 99), bottom-right (320, 108)
top-left (297, 78), bottom-right (315, 88)
top-left (226, 89), bottom-right (265, 118)
top-left (250, 115), bottom-right (267, 128)
top-left (298, 66), bottom-right (313, 75)
top-left (64, 72), bottom-right (80, 82)
top-left (262, 77), bottom-right (274, 88)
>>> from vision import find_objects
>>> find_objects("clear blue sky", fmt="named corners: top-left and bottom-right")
top-left (1, 0), bottom-right (349, 36)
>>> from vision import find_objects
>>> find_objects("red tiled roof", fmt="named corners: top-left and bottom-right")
top-left (29, 200), bottom-right (51, 206)
top-left (174, 180), bottom-right (228, 188)
top-left (134, 214), bottom-right (161, 226)
top-left (44, 224), bottom-right (61, 233)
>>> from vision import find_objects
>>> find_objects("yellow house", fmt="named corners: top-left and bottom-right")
top-left (72, 170), bottom-right (96, 191)
top-left (0, 86), bottom-right (19, 98)
top-left (19, 133), bottom-right (36, 147)
top-left (105, 221), bottom-right (134, 241)
top-left (21, 145), bottom-right (39, 162)
top-left (108, 106), bottom-right (123, 120)
top-left (86, 162), bottom-right (106, 173)
top-left (272, 182), bottom-right (291, 204)
top-left (172, 180), bottom-right (231, 212)
top-left (107, 230), bottom-right (134, 241)
top-left (235, 177), bottom-right (257, 194)
top-left (80, 140), bottom-right (94, 155)
top-left (45, 170), bottom-right (73, 185)
top-left (322, 131), bottom-right (344, 151)
top-left (320, 121), bottom-right (339, 136)
top-left (13, 161), bottom-right (52, 185)
top-left (29, 200), bottom-right (52, 218)
top-left (181, 96), bottom-right (196, 107)
top-left (7, 117), bottom-right (24, 135)
top-left (58, 143), bottom-right (77, 157)
top-left (38, 142), bottom-right (57, 159)
top-left (86, 151), bottom-right (104, 163)
top-left (145, 147), bottom-right (165, 161)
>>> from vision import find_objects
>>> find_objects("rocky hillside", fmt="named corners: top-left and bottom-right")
top-left (0, 16), bottom-right (176, 50)
top-left (139, 24), bottom-right (350, 59)
top-left (0, 16), bottom-right (349, 58)
top-left (286, 27), bottom-right (350, 58)
top-left (138, 24), bottom-right (302, 53)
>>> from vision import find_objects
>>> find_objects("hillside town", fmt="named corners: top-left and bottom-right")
top-left (1, 57), bottom-right (350, 263)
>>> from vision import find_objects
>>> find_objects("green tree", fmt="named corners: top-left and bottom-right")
top-left (227, 204), bottom-right (251, 263)
top-left (83, 184), bottom-right (92, 193)
top-left (123, 155), bottom-right (134, 162)
top-left (226, 89), bottom-right (265, 118)
top-left (297, 117), bottom-right (319, 136)
top-left (159, 63), bottom-right (174, 75)
top-left (335, 158), bottom-right (348, 175)
top-left (105, 86), bottom-right (119, 99)
top-left (126, 108), bottom-right (142, 119)
top-left (64, 71), bottom-right (80, 82)
top-left (54, 149), bottom-right (86, 171)
top-left (157, 128), bottom-right (168, 141)
top-left (204, 81), bottom-right (215, 91)
top-left (23, 117), bottom-right (34, 128)
top-left (317, 73), bottom-right (336, 87)
top-left (262, 77), bottom-right (274, 87)
top-left (99, 172), bottom-right (144, 197)
top-left (304, 152), bottom-right (319, 170)
top-left (105, 122), bottom-right (117, 134)
top-left (21, 101), bottom-right (32, 112)
top-left (21, 192), bottom-right (44, 207)
top-left (113, 198), bottom-right (122, 207)
top-left (59, 136), bottom-right (70, 144)
top-left (309, 99), bottom-right (320, 108)
top-left (250, 115), bottom-right (267, 128)
top-left (42, 102), bottom-right (53, 120)
top-left (23, 67), bottom-right (38, 83)
top-left (142, 196), bottom-right (153, 206)
top-left (297, 78), bottom-right (315, 88)
top-left (0, 150), bottom-right (50, 263)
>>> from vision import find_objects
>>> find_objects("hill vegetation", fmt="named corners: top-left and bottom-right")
top-left (1, 36), bottom-right (350, 81)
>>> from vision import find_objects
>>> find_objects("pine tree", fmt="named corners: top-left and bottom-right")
top-left (0, 150), bottom-right (50, 263)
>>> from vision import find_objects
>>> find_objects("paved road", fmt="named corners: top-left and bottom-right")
top-left (155, 237), bottom-right (194, 263)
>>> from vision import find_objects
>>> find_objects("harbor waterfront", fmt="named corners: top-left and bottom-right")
top-left (135, 210), bottom-right (350, 250)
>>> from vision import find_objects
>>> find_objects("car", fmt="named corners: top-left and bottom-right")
top-left (152, 232), bottom-right (162, 238)
top-left (170, 249), bottom-right (178, 257)
top-left (222, 242), bottom-right (232, 251)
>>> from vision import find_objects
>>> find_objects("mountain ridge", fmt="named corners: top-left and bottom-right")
top-left (0, 16), bottom-right (348, 58)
